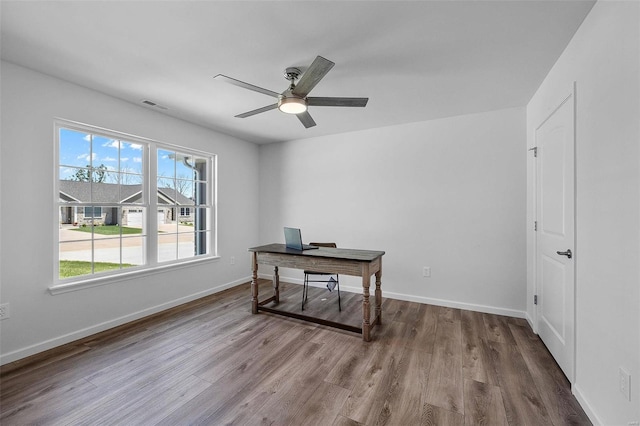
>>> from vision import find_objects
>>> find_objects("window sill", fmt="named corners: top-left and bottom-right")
top-left (49, 256), bottom-right (221, 295)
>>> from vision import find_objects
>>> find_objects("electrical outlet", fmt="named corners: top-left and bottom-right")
top-left (619, 367), bottom-right (631, 401)
top-left (0, 303), bottom-right (10, 320)
top-left (230, 256), bottom-right (235, 265)
top-left (423, 266), bottom-right (431, 277)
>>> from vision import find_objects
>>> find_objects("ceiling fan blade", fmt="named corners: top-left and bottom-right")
top-left (292, 56), bottom-right (335, 97)
top-left (235, 103), bottom-right (278, 118)
top-left (297, 111), bottom-right (317, 128)
top-left (214, 74), bottom-right (280, 98)
top-left (307, 97), bottom-right (369, 107)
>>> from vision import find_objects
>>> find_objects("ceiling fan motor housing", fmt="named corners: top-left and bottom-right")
top-left (284, 67), bottom-right (302, 82)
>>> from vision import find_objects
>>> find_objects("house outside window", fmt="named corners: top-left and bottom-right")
top-left (56, 120), bottom-right (216, 283)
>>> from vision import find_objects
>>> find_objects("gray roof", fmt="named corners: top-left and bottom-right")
top-left (59, 180), bottom-right (194, 205)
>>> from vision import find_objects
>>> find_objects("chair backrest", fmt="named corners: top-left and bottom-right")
top-left (309, 242), bottom-right (337, 248)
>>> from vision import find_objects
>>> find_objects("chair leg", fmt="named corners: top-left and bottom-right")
top-left (337, 275), bottom-right (341, 312)
top-left (302, 274), bottom-right (308, 311)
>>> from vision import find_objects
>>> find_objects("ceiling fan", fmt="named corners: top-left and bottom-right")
top-left (214, 56), bottom-right (368, 128)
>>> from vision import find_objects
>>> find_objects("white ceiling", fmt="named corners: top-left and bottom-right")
top-left (1, 1), bottom-right (595, 144)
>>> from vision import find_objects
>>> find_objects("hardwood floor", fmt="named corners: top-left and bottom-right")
top-left (0, 280), bottom-right (591, 425)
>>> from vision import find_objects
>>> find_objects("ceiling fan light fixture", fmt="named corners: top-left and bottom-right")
top-left (278, 97), bottom-right (307, 114)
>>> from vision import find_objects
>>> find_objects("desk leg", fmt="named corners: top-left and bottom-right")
top-left (251, 252), bottom-right (258, 314)
top-left (362, 273), bottom-right (371, 341)
top-left (375, 269), bottom-right (382, 325)
top-left (273, 266), bottom-right (280, 304)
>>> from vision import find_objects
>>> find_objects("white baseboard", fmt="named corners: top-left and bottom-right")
top-left (263, 274), bottom-right (526, 319)
top-left (0, 276), bottom-right (251, 366)
top-left (525, 311), bottom-right (537, 333)
top-left (381, 290), bottom-right (526, 318)
top-left (572, 383), bottom-right (604, 425)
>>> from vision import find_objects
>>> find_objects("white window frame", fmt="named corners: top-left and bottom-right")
top-left (52, 119), bottom-right (218, 293)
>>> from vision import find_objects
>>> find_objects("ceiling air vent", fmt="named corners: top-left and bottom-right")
top-left (141, 99), bottom-right (168, 110)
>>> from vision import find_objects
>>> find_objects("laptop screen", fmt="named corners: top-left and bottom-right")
top-left (284, 227), bottom-right (303, 250)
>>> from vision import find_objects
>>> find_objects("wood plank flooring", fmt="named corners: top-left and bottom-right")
top-left (0, 279), bottom-right (591, 425)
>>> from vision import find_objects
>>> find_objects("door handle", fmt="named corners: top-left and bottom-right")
top-left (556, 249), bottom-right (572, 259)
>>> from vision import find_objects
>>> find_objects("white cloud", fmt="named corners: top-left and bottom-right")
top-left (102, 156), bottom-right (117, 162)
top-left (128, 143), bottom-right (143, 151)
top-left (102, 139), bottom-right (120, 149)
top-left (76, 153), bottom-right (96, 162)
top-left (121, 157), bottom-right (129, 162)
top-left (83, 134), bottom-right (91, 141)
top-left (133, 157), bottom-right (142, 163)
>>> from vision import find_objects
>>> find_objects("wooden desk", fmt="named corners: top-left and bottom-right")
top-left (248, 244), bottom-right (385, 341)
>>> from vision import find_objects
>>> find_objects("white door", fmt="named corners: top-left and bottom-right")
top-left (535, 88), bottom-right (575, 383)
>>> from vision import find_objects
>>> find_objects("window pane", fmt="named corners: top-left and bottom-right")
top-left (120, 174), bottom-right (144, 204)
top-left (97, 137), bottom-right (121, 170)
top-left (175, 153), bottom-right (195, 177)
top-left (91, 181), bottom-right (120, 204)
top-left (122, 207), bottom-right (145, 229)
top-left (120, 140), bottom-right (143, 174)
top-left (90, 164), bottom-right (111, 184)
top-left (194, 180), bottom-right (207, 205)
top-left (178, 231), bottom-right (195, 259)
top-left (158, 149), bottom-right (175, 179)
top-left (158, 233), bottom-right (177, 263)
top-left (193, 156), bottom-right (208, 175)
top-left (94, 238), bottom-right (122, 269)
top-left (59, 128), bottom-right (92, 168)
top-left (59, 165), bottom-right (91, 183)
top-left (196, 231), bottom-right (209, 256)
top-left (59, 240), bottom-right (93, 279)
top-left (158, 181), bottom-right (176, 204)
top-left (91, 182), bottom-right (120, 203)
top-left (59, 173), bottom-right (92, 203)
top-left (176, 179), bottom-right (194, 202)
top-left (122, 236), bottom-right (145, 266)
top-left (157, 208), bottom-right (172, 229)
top-left (120, 173), bottom-right (143, 186)
top-left (193, 207), bottom-right (209, 231)
top-left (60, 219), bottom-right (92, 241)
top-left (157, 178), bottom-right (174, 196)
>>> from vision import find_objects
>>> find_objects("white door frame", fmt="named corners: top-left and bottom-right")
top-left (532, 82), bottom-right (577, 384)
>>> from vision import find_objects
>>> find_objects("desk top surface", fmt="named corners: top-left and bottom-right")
top-left (249, 243), bottom-right (385, 262)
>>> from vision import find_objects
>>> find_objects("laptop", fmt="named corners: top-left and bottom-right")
top-left (284, 227), bottom-right (319, 251)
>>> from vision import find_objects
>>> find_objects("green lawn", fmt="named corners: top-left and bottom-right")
top-left (70, 225), bottom-right (142, 235)
top-left (59, 260), bottom-right (135, 278)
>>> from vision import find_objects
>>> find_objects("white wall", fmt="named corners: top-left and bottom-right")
top-left (0, 61), bottom-right (259, 364)
top-left (526, 1), bottom-right (640, 424)
top-left (259, 107), bottom-right (527, 316)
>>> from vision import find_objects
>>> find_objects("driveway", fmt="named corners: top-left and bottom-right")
top-left (59, 223), bottom-right (199, 264)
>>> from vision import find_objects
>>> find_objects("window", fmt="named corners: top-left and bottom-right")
top-left (83, 206), bottom-right (102, 218)
top-left (157, 148), bottom-right (209, 262)
top-left (56, 121), bottom-right (216, 282)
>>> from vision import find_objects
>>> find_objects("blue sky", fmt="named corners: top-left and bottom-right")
top-left (58, 128), bottom-right (201, 185)
top-left (59, 128), bottom-right (143, 182)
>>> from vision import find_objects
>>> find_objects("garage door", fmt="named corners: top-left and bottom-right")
top-left (125, 210), bottom-right (165, 227)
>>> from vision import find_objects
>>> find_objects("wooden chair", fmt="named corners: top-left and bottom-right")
top-left (302, 242), bottom-right (341, 311)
